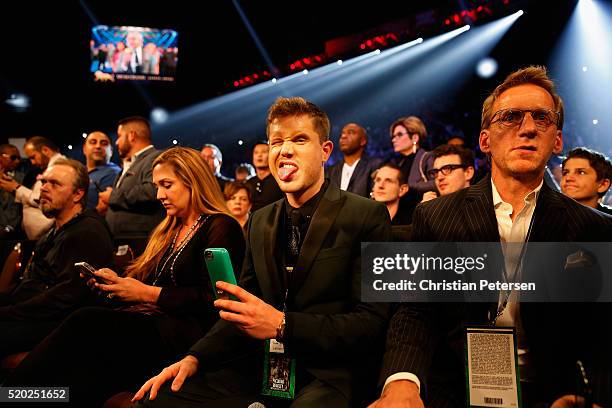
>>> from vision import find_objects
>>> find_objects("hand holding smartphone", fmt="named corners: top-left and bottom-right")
top-left (74, 261), bottom-right (108, 284)
top-left (204, 248), bottom-right (238, 301)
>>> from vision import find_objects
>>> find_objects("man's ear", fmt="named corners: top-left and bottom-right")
top-left (73, 188), bottom-right (86, 205)
top-left (360, 136), bottom-right (367, 148)
top-left (41, 146), bottom-right (53, 158)
top-left (597, 178), bottom-right (611, 196)
top-left (398, 183), bottom-right (409, 198)
top-left (322, 140), bottom-right (334, 163)
top-left (479, 130), bottom-right (491, 154)
top-left (127, 130), bottom-right (138, 144)
top-left (553, 130), bottom-right (563, 155)
top-left (465, 166), bottom-right (475, 184)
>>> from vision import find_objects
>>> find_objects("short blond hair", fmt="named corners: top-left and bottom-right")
top-left (266, 97), bottom-right (330, 143)
top-left (481, 65), bottom-right (564, 130)
top-left (390, 116), bottom-right (428, 141)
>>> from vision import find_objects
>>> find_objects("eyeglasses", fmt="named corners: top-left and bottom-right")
top-left (491, 108), bottom-right (560, 130)
top-left (391, 131), bottom-right (412, 140)
top-left (427, 164), bottom-right (465, 179)
top-left (1, 153), bottom-right (19, 161)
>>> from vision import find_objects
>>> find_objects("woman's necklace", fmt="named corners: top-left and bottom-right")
top-left (153, 214), bottom-right (208, 286)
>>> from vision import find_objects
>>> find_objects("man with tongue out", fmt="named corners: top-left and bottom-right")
top-left (134, 97), bottom-right (391, 407)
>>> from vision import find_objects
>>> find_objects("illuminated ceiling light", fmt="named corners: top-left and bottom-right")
top-left (5, 93), bottom-right (30, 111)
top-left (150, 107), bottom-right (169, 125)
top-left (476, 57), bottom-right (498, 78)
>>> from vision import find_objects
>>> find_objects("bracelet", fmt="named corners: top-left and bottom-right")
top-left (275, 312), bottom-right (286, 342)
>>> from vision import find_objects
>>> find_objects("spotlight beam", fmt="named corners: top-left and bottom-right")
top-left (153, 13), bottom-right (522, 152)
top-left (232, 0), bottom-right (279, 76)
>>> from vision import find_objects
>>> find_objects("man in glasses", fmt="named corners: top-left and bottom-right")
top-left (421, 144), bottom-right (474, 202)
top-left (375, 66), bottom-right (612, 407)
top-left (0, 159), bottom-right (113, 360)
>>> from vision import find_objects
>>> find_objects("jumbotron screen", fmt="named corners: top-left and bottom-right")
top-left (90, 25), bottom-right (178, 82)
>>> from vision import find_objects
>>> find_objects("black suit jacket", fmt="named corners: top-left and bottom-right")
top-left (189, 185), bottom-right (392, 402)
top-left (326, 155), bottom-right (383, 198)
top-left (106, 147), bottom-right (165, 238)
top-left (381, 177), bottom-right (612, 407)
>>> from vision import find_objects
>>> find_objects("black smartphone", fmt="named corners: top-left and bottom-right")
top-left (204, 248), bottom-right (238, 301)
top-left (74, 262), bottom-right (107, 283)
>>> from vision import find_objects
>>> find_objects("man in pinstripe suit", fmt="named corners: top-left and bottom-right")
top-left (371, 66), bottom-right (612, 407)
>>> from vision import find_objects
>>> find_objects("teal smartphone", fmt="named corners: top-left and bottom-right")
top-left (204, 248), bottom-right (238, 301)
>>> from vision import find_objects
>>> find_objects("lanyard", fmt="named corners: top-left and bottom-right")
top-left (490, 210), bottom-right (536, 326)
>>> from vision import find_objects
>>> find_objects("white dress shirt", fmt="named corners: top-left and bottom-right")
top-left (340, 159), bottom-right (360, 191)
top-left (384, 179), bottom-right (543, 394)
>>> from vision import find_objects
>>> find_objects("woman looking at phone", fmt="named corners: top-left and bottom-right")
top-left (4, 147), bottom-right (245, 406)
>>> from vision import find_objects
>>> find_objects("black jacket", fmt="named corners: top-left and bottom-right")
top-left (0, 210), bottom-right (114, 321)
top-left (380, 177), bottom-right (612, 407)
top-left (189, 185), bottom-right (392, 403)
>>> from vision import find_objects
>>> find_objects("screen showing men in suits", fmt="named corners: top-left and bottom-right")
top-left (90, 25), bottom-right (178, 82)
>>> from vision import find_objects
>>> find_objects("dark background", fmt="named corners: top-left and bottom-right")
top-left (0, 0), bottom-right (584, 170)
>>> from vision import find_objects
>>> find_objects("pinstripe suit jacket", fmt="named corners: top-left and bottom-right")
top-left (380, 176), bottom-right (612, 407)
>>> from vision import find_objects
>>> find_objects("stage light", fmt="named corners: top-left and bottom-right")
top-left (68, 145), bottom-right (73, 150)
top-left (303, 69), bottom-right (309, 75)
top-left (337, 60), bottom-right (343, 65)
top-left (82, 133), bottom-right (88, 139)
top-left (5, 93), bottom-right (30, 111)
top-left (271, 78), bottom-right (277, 83)
top-left (515, 10), bottom-right (524, 17)
top-left (374, 49), bottom-right (381, 54)
top-left (172, 139), bottom-right (178, 145)
top-left (238, 140), bottom-right (244, 145)
top-left (550, 0), bottom-right (612, 151)
top-left (476, 57), bottom-right (498, 78)
top-left (151, 107), bottom-right (169, 125)
top-left (151, 13), bottom-right (520, 151)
